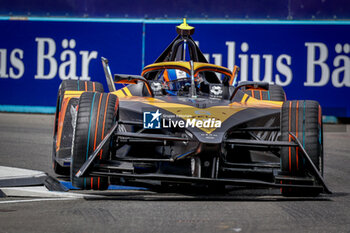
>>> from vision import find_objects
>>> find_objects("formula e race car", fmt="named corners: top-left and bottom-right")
top-left (52, 19), bottom-right (330, 196)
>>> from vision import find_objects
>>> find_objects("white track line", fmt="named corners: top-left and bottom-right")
top-left (0, 197), bottom-right (79, 204)
top-left (0, 166), bottom-right (46, 179)
top-left (1, 186), bottom-right (90, 198)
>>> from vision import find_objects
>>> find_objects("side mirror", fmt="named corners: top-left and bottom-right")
top-left (114, 74), bottom-right (154, 97)
top-left (229, 81), bottom-right (269, 101)
top-left (101, 57), bottom-right (116, 92)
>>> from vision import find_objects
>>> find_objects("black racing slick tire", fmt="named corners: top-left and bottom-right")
top-left (58, 80), bottom-right (104, 96)
top-left (52, 80), bottom-right (104, 175)
top-left (280, 100), bottom-right (323, 196)
top-left (71, 92), bottom-right (118, 190)
top-left (244, 84), bottom-right (286, 102)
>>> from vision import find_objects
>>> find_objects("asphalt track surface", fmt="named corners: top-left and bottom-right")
top-left (0, 113), bottom-right (349, 233)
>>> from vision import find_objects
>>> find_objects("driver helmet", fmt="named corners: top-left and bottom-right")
top-left (159, 69), bottom-right (202, 94)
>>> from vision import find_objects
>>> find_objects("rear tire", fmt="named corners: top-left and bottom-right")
top-left (71, 92), bottom-right (118, 190)
top-left (58, 80), bottom-right (104, 96)
top-left (244, 84), bottom-right (286, 101)
top-left (52, 80), bottom-right (104, 175)
top-left (280, 100), bottom-right (323, 196)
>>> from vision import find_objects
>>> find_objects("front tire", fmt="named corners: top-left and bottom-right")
top-left (71, 92), bottom-right (118, 190)
top-left (280, 100), bottom-right (323, 196)
top-left (52, 80), bottom-right (104, 175)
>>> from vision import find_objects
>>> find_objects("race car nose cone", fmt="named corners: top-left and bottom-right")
top-left (176, 18), bottom-right (195, 36)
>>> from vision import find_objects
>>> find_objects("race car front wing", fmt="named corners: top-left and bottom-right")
top-left (75, 121), bottom-right (331, 194)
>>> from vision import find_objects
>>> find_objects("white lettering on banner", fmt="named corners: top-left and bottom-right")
top-left (9, 49), bottom-right (24, 79)
top-left (224, 41), bottom-right (293, 86)
top-left (35, 38), bottom-right (57, 79)
top-left (0, 37), bottom-right (347, 89)
top-left (332, 44), bottom-right (350, 87)
top-left (59, 39), bottom-right (78, 80)
top-left (238, 42), bottom-right (249, 82)
top-left (0, 49), bottom-right (9, 78)
top-left (225, 41), bottom-right (235, 71)
top-left (0, 49), bottom-right (25, 79)
top-left (275, 55), bottom-right (292, 86)
top-left (35, 37), bottom-right (98, 81)
top-left (332, 55), bottom-right (350, 87)
top-left (80, 51), bottom-right (98, 81)
top-left (212, 53), bottom-right (222, 66)
top-left (251, 54), bottom-right (273, 84)
top-left (203, 54), bottom-right (210, 63)
top-left (304, 42), bottom-right (330, 86)
top-left (202, 40), bottom-right (349, 88)
top-left (305, 42), bottom-right (350, 87)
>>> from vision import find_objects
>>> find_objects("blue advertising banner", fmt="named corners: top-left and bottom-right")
top-left (0, 19), bottom-right (143, 109)
top-left (0, 18), bottom-right (349, 117)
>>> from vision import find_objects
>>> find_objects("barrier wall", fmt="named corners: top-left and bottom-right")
top-left (0, 18), bottom-right (349, 116)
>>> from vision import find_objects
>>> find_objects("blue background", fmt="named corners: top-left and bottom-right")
top-left (0, 20), bottom-right (142, 107)
top-left (0, 18), bottom-right (349, 117)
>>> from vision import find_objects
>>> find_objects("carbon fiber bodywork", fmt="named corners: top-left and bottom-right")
top-left (73, 85), bottom-right (330, 194)
top-left (57, 20), bottom-right (330, 195)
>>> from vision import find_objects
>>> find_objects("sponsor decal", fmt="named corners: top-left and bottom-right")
top-left (209, 84), bottom-right (223, 98)
top-left (199, 41), bottom-right (350, 88)
top-left (143, 109), bottom-right (162, 129)
top-left (0, 37), bottom-right (98, 81)
top-left (143, 109), bottom-right (222, 129)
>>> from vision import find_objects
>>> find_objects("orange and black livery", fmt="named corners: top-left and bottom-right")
top-left (52, 19), bottom-right (330, 196)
